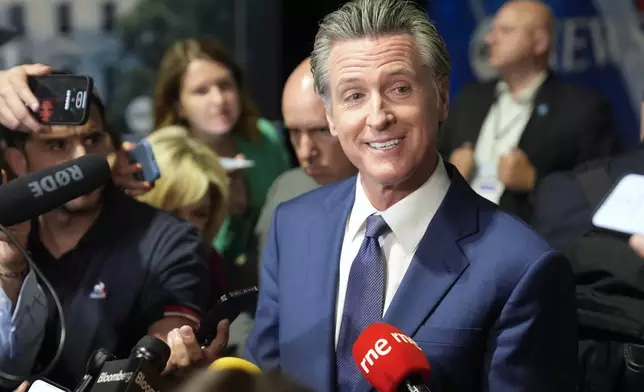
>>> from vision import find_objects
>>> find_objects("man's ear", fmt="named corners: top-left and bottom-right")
top-left (437, 76), bottom-right (450, 123)
top-left (4, 147), bottom-right (28, 178)
top-left (533, 28), bottom-right (550, 57)
top-left (325, 109), bottom-right (338, 137)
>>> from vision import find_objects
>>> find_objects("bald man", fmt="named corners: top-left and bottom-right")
top-left (227, 60), bottom-right (356, 356)
top-left (438, 0), bottom-right (615, 224)
top-left (255, 58), bottom-right (356, 255)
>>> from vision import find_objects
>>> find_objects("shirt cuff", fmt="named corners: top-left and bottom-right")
top-left (164, 305), bottom-right (200, 324)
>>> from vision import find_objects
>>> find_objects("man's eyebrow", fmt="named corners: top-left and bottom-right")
top-left (31, 128), bottom-right (106, 141)
top-left (336, 76), bottom-right (360, 88)
top-left (84, 130), bottom-right (107, 137)
top-left (387, 68), bottom-right (416, 78)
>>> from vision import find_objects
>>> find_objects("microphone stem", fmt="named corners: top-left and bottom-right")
top-left (401, 380), bottom-right (431, 392)
top-left (73, 375), bottom-right (92, 392)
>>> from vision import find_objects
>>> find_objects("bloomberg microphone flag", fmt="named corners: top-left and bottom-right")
top-left (427, 0), bottom-right (644, 148)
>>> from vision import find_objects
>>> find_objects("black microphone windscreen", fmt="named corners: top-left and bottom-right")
top-left (132, 336), bottom-right (171, 373)
top-left (0, 154), bottom-right (110, 226)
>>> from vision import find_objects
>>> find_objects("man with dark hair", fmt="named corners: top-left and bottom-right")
top-left (0, 64), bottom-right (227, 390)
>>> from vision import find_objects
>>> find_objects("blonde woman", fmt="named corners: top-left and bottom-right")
top-left (136, 125), bottom-right (230, 293)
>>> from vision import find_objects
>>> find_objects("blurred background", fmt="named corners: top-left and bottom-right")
top-left (0, 0), bottom-right (639, 149)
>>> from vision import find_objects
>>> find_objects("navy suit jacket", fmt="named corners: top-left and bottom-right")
top-left (245, 164), bottom-right (578, 392)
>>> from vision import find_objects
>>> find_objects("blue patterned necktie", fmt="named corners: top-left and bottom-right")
top-left (336, 214), bottom-right (390, 392)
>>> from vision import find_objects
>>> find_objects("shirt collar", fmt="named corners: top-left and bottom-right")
top-left (496, 71), bottom-right (548, 104)
top-left (346, 155), bottom-right (451, 253)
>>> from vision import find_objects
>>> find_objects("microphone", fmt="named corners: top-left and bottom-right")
top-left (209, 357), bottom-right (262, 374)
top-left (352, 322), bottom-right (432, 392)
top-left (89, 336), bottom-right (170, 392)
top-left (0, 154), bottom-right (110, 226)
top-left (73, 349), bottom-right (116, 392)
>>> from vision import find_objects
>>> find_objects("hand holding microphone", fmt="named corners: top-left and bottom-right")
top-left (163, 322), bottom-right (229, 375)
top-left (163, 286), bottom-right (258, 374)
top-left (352, 323), bottom-right (432, 392)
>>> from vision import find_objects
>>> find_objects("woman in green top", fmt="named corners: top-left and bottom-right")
top-left (152, 38), bottom-right (291, 288)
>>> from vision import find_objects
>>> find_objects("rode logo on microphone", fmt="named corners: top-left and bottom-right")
top-left (134, 372), bottom-right (159, 392)
top-left (28, 165), bottom-right (85, 198)
top-left (96, 370), bottom-right (133, 383)
top-left (360, 332), bottom-right (422, 374)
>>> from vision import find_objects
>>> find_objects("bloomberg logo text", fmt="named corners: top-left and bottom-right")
top-left (96, 370), bottom-right (133, 383)
top-left (135, 372), bottom-right (159, 392)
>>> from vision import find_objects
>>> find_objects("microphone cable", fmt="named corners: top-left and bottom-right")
top-left (0, 223), bottom-right (66, 382)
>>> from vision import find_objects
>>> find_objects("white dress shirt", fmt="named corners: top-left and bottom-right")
top-left (334, 156), bottom-right (451, 345)
top-left (470, 72), bottom-right (547, 204)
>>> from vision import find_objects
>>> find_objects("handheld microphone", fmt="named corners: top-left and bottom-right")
top-left (0, 154), bottom-right (110, 226)
top-left (352, 322), bottom-right (432, 392)
top-left (209, 357), bottom-right (262, 374)
top-left (89, 336), bottom-right (170, 392)
top-left (73, 349), bottom-right (116, 392)
top-left (195, 286), bottom-right (259, 346)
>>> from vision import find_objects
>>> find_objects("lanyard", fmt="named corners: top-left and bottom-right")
top-left (491, 100), bottom-right (524, 158)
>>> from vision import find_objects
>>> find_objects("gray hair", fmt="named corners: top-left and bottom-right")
top-left (310, 0), bottom-right (451, 105)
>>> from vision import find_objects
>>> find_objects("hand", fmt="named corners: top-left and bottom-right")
top-left (449, 142), bottom-right (474, 179)
top-left (498, 148), bottom-right (536, 191)
top-left (111, 142), bottom-right (154, 197)
top-left (0, 64), bottom-right (52, 133)
top-left (14, 381), bottom-right (29, 392)
top-left (0, 170), bottom-right (31, 271)
top-left (629, 235), bottom-right (644, 258)
top-left (163, 320), bottom-right (229, 375)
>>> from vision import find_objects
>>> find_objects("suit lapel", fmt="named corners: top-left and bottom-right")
top-left (517, 74), bottom-right (556, 159)
top-left (354, 166), bottom-right (479, 392)
top-left (383, 165), bottom-right (477, 336)
top-left (306, 178), bottom-right (356, 392)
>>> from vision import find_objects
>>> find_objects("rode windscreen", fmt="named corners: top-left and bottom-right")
top-left (352, 322), bottom-right (432, 392)
top-left (0, 154), bottom-right (110, 226)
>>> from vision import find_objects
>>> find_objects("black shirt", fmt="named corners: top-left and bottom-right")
top-left (30, 185), bottom-right (212, 388)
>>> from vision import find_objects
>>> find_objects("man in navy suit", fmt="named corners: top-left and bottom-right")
top-left (244, 0), bottom-right (578, 391)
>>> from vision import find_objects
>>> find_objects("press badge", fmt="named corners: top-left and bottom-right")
top-left (471, 163), bottom-right (504, 203)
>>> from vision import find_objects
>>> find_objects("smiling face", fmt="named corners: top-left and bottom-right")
top-left (324, 33), bottom-right (448, 193)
